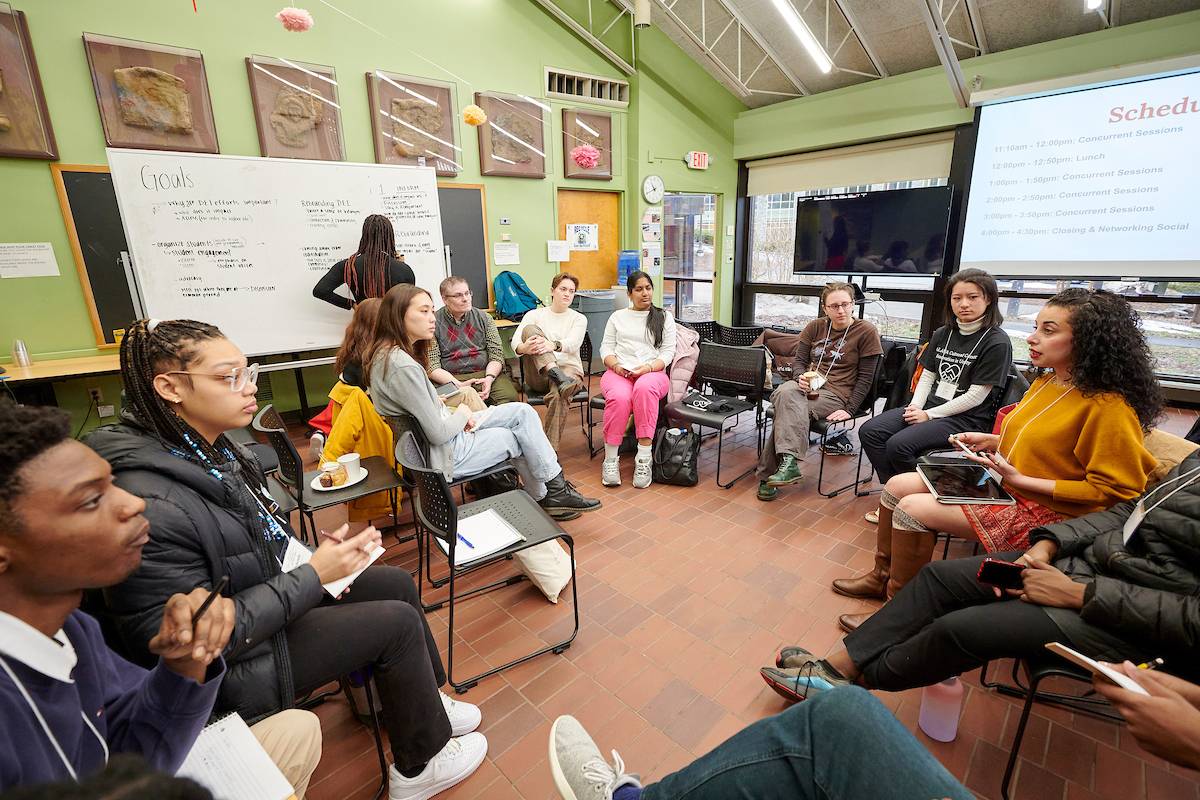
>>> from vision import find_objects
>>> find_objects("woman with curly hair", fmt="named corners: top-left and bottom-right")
top-left (831, 288), bottom-right (1161, 633)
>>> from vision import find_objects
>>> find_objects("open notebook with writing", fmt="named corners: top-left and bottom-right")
top-left (176, 712), bottom-right (295, 800)
top-left (434, 508), bottom-right (525, 566)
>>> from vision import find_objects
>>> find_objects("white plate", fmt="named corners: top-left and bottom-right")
top-left (311, 467), bottom-right (369, 492)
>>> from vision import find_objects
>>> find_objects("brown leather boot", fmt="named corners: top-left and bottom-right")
top-left (831, 506), bottom-right (893, 600)
top-left (886, 529), bottom-right (938, 598)
top-left (837, 611), bottom-right (874, 633)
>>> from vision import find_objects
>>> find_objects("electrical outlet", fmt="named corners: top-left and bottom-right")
top-left (87, 387), bottom-right (103, 405)
top-left (98, 404), bottom-right (116, 418)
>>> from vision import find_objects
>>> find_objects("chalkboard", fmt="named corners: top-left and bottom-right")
top-left (51, 165), bottom-right (136, 347)
top-left (438, 183), bottom-right (492, 307)
top-left (52, 165), bottom-right (491, 351)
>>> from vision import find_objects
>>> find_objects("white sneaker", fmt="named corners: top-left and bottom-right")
top-left (388, 733), bottom-right (488, 800)
top-left (308, 432), bottom-right (325, 463)
top-left (601, 458), bottom-right (621, 487)
top-left (632, 456), bottom-right (652, 489)
top-left (441, 690), bottom-right (481, 736)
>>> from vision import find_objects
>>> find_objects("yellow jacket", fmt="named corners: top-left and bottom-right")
top-left (321, 382), bottom-right (397, 522)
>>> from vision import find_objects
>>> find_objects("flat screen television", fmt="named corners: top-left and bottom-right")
top-left (793, 185), bottom-right (953, 275)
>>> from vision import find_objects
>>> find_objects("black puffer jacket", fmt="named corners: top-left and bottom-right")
top-left (1031, 450), bottom-right (1200, 675)
top-left (86, 419), bottom-right (323, 723)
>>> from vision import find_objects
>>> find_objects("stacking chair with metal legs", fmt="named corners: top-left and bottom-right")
top-left (396, 431), bottom-right (579, 693)
top-left (517, 332), bottom-right (593, 437)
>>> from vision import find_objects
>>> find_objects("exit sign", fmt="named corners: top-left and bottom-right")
top-left (686, 151), bottom-right (709, 170)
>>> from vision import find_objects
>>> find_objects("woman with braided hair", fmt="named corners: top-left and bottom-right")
top-left (313, 214), bottom-right (416, 309)
top-left (86, 319), bottom-right (489, 800)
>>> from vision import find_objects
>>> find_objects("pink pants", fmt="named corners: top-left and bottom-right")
top-left (601, 369), bottom-right (670, 444)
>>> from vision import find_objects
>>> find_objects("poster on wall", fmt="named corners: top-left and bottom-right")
top-left (367, 70), bottom-right (460, 176)
top-left (640, 205), bottom-right (663, 242)
top-left (246, 55), bottom-right (344, 161)
top-left (562, 108), bottom-right (612, 180)
top-left (641, 241), bottom-right (662, 276)
top-left (567, 223), bottom-right (598, 251)
top-left (0, 5), bottom-right (57, 159)
top-left (83, 32), bottom-right (219, 153)
top-left (475, 91), bottom-right (546, 179)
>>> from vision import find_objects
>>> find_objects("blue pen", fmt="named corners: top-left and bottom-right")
top-left (456, 533), bottom-right (475, 549)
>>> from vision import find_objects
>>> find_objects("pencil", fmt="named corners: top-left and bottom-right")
top-left (192, 575), bottom-right (230, 624)
top-left (1136, 658), bottom-right (1164, 671)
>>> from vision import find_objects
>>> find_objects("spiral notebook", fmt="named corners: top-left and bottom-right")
top-left (176, 712), bottom-right (295, 800)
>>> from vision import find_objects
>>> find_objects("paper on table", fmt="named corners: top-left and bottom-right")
top-left (281, 536), bottom-right (385, 597)
top-left (494, 242), bottom-right (520, 266)
top-left (547, 240), bottom-right (570, 262)
top-left (435, 508), bottom-right (524, 566)
top-left (0, 242), bottom-right (60, 279)
top-left (177, 713), bottom-right (294, 800)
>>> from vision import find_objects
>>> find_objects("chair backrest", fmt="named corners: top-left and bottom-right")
top-left (695, 342), bottom-right (766, 398)
top-left (679, 319), bottom-right (717, 343)
top-left (395, 443), bottom-right (457, 543)
top-left (382, 412), bottom-right (428, 470)
top-left (579, 331), bottom-right (593, 378)
top-left (251, 404), bottom-right (305, 489)
top-left (715, 323), bottom-right (765, 348)
top-left (874, 339), bottom-right (909, 411)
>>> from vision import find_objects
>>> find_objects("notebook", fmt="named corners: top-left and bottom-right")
top-left (435, 508), bottom-right (525, 566)
top-left (176, 713), bottom-right (295, 800)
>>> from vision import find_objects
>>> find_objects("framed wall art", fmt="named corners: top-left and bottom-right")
top-left (562, 108), bottom-right (612, 180)
top-left (247, 55), bottom-right (343, 160)
top-left (475, 91), bottom-right (546, 179)
top-left (82, 32), bottom-right (218, 153)
top-left (367, 69), bottom-right (459, 176)
top-left (0, 3), bottom-right (57, 159)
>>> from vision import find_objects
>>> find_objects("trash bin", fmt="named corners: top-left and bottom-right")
top-left (571, 290), bottom-right (615, 371)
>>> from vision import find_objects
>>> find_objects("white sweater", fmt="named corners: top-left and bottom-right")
top-left (600, 308), bottom-right (676, 371)
top-left (513, 307), bottom-right (587, 374)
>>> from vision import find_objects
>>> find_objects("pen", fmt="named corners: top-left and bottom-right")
top-left (192, 575), bottom-right (229, 624)
top-left (456, 533), bottom-right (475, 549)
top-left (1136, 658), bottom-right (1164, 671)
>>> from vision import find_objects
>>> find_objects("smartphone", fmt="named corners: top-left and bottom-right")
top-left (977, 557), bottom-right (1025, 589)
top-left (436, 382), bottom-right (462, 399)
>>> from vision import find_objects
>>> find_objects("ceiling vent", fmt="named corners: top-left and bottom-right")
top-left (545, 67), bottom-right (630, 108)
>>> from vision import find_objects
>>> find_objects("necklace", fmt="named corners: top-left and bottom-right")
top-left (813, 318), bottom-right (853, 381)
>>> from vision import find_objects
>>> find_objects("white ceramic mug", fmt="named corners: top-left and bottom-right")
top-left (337, 452), bottom-right (362, 481)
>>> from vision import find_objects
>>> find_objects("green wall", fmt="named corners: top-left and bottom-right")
top-left (735, 10), bottom-right (1200, 160)
top-left (0, 0), bottom-right (740, 431)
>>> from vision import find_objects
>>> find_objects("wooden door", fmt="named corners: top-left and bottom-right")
top-left (556, 189), bottom-right (620, 289)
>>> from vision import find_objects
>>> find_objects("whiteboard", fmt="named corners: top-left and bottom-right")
top-left (107, 149), bottom-right (446, 355)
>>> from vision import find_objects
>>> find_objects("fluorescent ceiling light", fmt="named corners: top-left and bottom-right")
top-left (1085, 0), bottom-right (1104, 9)
top-left (766, 0), bottom-right (833, 74)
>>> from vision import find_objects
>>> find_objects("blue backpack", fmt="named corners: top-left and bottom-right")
top-left (492, 270), bottom-right (544, 321)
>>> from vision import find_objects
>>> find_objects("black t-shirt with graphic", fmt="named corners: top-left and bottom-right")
top-left (918, 324), bottom-right (1012, 418)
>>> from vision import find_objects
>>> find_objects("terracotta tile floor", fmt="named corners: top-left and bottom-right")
top-left (286, 398), bottom-right (1200, 800)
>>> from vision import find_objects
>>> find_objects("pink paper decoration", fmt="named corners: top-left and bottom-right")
top-left (571, 144), bottom-right (600, 170)
top-left (276, 7), bottom-right (314, 32)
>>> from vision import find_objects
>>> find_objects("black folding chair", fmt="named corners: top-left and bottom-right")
top-left (714, 322), bottom-right (765, 347)
top-left (398, 432), bottom-right (579, 693)
top-left (518, 332), bottom-right (593, 436)
top-left (678, 319), bottom-right (718, 343)
top-left (252, 405), bottom-right (403, 545)
top-left (665, 342), bottom-right (767, 488)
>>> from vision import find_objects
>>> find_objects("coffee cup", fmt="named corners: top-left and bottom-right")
top-left (337, 452), bottom-right (362, 482)
top-left (803, 371), bottom-right (822, 401)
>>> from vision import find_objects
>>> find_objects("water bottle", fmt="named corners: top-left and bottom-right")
top-left (918, 677), bottom-right (963, 742)
top-left (11, 339), bottom-right (31, 368)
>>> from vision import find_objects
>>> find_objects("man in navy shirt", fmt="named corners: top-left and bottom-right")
top-left (0, 403), bottom-right (235, 790)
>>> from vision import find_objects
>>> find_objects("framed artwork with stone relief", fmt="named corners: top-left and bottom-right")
top-left (367, 70), bottom-right (460, 176)
top-left (247, 56), bottom-right (344, 161)
top-left (82, 32), bottom-right (218, 153)
top-left (475, 91), bottom-right (546, 179)
top-left (0, 4), bottom-right (57, 159)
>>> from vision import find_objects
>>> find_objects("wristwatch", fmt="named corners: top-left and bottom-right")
top-left (554, 340), bottom-right (562, 352)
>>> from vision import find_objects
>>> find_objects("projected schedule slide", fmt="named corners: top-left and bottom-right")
top-left (961, 71), bottom-right (1200, 276)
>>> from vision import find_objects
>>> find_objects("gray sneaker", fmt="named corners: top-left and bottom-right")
top-left (601, 458), bottom-right (621, 487)
top-left (549, 715), bottom-right (642, 800)
top-left (632, 456), bottom-right (652, 489)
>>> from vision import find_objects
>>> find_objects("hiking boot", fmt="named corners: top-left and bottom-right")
top-left (547, 366), bottom-right (574, 390)
top-left (820, 435), bottom-right (855, 456)
top-left (632, 456), bottom-right (652, 489)
top-left (601, 458), bottom-right (621, 487)
top-left (757, 481), bottom-right (778, 502)
top-left (549, 715), bottom-right (642, 800)
top-left (766, 454), bottom-right (802, 486)
top-left (540, 472), bottom-right (601, 515)
top-left (759, 661), bottom-right (850, 704)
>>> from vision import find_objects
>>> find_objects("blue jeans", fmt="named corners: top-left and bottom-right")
top-left (642, 687), bottom-right (971, 800)
top-left (451, 403), bottom-right (561, 500)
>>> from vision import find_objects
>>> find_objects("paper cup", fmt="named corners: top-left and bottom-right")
top-left (337, 452), bottom-right (362, 481)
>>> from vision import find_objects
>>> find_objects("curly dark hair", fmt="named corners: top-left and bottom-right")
top-left (1044, 288), bottom-right (1164, 431)
top-left (0, 402), bottom-right (71, 533)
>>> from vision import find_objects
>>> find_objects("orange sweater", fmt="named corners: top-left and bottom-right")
top-left (998, 375), bottom-right (1154, 517)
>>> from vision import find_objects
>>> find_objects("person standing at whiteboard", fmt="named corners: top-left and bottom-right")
top-left (312, 214), bottom-right (416, 309)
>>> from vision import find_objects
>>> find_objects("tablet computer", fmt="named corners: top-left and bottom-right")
top-left (916, 462), bottom-right (1016, 505)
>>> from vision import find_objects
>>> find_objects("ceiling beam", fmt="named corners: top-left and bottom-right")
top-left (713, 0), bottom-right (811, 95)
top-left (963, 0), bottom-right (989, 54)
top-left (830, 0), bottom-right (889, 77)
top-left (650, 0), bottom-right (754, 97)
top-left (1110, 0), bottom-right (1123, 26)
top-left (529, 0), bottom-right (636, 74)
top-left (918, 0), bottom-right (969, 107)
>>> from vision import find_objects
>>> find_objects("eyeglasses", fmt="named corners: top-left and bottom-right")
top-left (161, 363), bottom-right (260, 392)
top-left (825, 302), bottom-right (854, 311)
top-left (444, 290), bottom-right (472, 300)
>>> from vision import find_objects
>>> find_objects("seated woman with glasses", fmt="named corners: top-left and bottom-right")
top-left (87, 319), bottom-right (490, 800)
top-left (757, 282), bottom-right (882, 502)
top-left (427, 276), bottom-right (518, 405)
